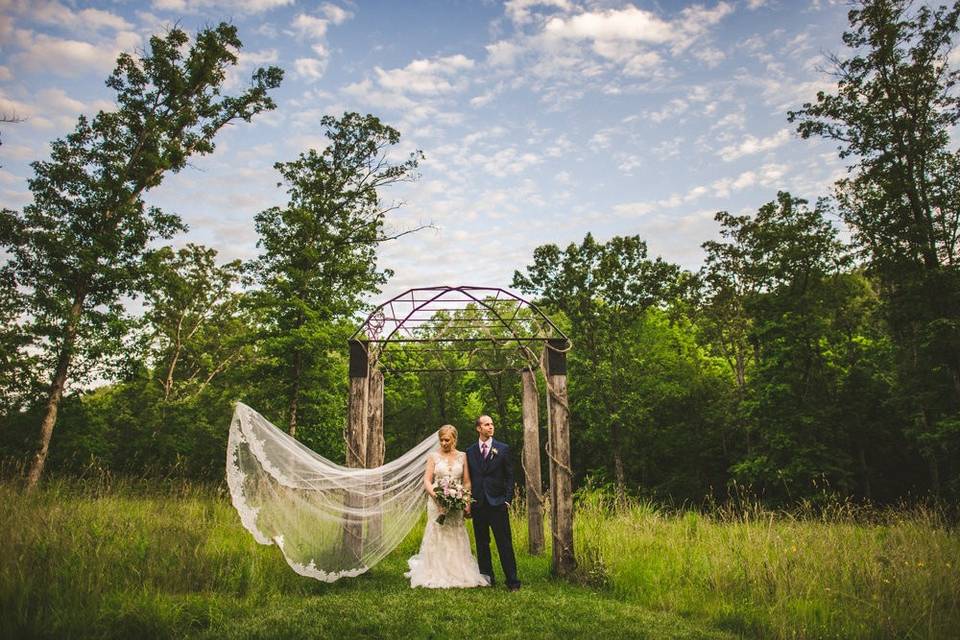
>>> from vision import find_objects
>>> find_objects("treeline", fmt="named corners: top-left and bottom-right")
top-left (2, 2), bottom-right (960, 505)
top-left (0, 25), bottom-right (423, 486)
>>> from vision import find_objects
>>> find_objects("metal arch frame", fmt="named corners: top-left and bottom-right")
top-left (349, 285), bottom-right (570, 374)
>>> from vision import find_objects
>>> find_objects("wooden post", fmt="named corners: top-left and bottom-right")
top-left (521, 367), bottom-right (544, 555)
top-left (365, 368), bottom-right (385, 469)
top-left (344, 339), bottom-right (369, 560)
top-left (346, 340), bottom-right (370, 468)
top-left (546, 338), bottom-right (575, 576)
top-left (366, 367), bottom-right (385, 543)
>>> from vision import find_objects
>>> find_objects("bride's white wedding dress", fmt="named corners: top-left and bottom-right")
top-left (406, 451), bottom-right (489, 589)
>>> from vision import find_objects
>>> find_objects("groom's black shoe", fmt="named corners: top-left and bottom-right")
top-left (508, 583), bottom-right (520, 592)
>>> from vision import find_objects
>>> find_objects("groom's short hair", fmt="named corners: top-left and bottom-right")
top-left (475, 415), bottom-right (490, 428)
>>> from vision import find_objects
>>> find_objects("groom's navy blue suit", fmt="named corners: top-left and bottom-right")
top-left (467, 438), bottom-right (520, 589)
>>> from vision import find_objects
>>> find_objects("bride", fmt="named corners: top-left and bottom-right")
top-left (406, 424), bottom-right (488, 588)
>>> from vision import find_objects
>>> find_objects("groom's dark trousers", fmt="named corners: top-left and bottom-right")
top-left (472, 500), bottom-right (519, 587)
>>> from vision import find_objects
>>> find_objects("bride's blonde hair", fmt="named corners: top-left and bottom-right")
top-left (438, 424), bottom-right (458, 443)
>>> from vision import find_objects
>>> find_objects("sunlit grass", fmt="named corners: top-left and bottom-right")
top-left (2, 477), bottom-right (957, 639)
top-left (573, 491), bottom-right (960, 638)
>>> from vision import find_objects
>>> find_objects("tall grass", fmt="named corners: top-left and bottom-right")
top-left (573, 490), bottom-right (960, 638)
top-left (2, 477), bottom-right (957, 639)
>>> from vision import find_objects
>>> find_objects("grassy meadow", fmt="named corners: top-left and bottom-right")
top-left (1, 477), bottom-right (958, 639)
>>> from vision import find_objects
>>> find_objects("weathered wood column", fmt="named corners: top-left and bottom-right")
top-left (346, 339), bottom-right (370, 467)
top-left (546, 338), bottom-right (575, 576)
top-left (366, 368), bottom-right (385, 469)
top-left (365, 367), bottom-right (385, 543)
top-left (521, 367), bottom-right (544, 555)
top-left (344, 339), bottom-right (369, 560)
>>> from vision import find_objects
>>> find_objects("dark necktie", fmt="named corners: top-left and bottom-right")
top-left (481, 443), bottom-right (488, 459)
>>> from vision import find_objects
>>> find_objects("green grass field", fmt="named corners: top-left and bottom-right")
top-left (1, 478), bottom-right (957, 639)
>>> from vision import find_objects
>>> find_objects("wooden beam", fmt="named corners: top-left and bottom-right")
top-left (366, 367), bottom-right (385, 544)
top-left (546, 339), bottom-right (575, 576)
top-left (344, 339), bottom-right (370, 560)
top-left (521, 368), bottom-right (544, 555)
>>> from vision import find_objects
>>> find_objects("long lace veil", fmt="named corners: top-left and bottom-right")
top-left (227, 402), bottom-right (437, 582)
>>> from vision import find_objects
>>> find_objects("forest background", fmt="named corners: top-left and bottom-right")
top-left (1, 0), bottom-right (960, 510)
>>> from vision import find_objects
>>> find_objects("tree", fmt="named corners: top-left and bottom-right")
top-left (701, 193), bottom-right (912, 501)
top-left (140, 244), bottom-right (247, 403)
top-left (788, 0), bottom-right (960, 494)
top-left (0, 265), bottom-right (41, 416)
top-left (252, 112), bottom-right (424, 438)
top-left (513, 233), bottom-right (684, 496)
top-left (0, 24), bottom-right (282, 490)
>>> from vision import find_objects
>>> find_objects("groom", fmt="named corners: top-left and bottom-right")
top-left (467, 414), bottom-right (521, 591)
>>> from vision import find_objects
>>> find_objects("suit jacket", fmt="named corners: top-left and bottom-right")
top-left (467, 438), bottom-right (515, 507)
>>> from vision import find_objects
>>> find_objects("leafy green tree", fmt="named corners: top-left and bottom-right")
top-left (251, 112), bottom-right (423, 439)
top-left (705, 193), bottom-right (907, 500)
top-left (789, 0), bottom-right (960, 494)
top-left (0, 24), bottom-right (282, 490)
top-left (0, 265), bottom-right (41, 416)
top-left (140, 244), bottom-right (247, 403)
top-left (513, 233), bottom-right (684, 495)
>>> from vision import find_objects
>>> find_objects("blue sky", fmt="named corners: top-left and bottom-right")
top-left (1, 0), bottom-right (876, 301)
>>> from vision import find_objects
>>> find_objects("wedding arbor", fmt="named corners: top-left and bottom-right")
top-left (345, 285), bottom-right (575, 576)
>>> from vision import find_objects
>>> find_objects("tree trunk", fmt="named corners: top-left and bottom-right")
top-left (287, 351), bottom-right (301, 437)
top-left (857, 442), bottom-right (872, 502)
top-left (163, 314), bottom-right (185, 402)
top-left (25, 293), bottom-right (84, 492)
top-left (611, 420), bottom-right (626, 502)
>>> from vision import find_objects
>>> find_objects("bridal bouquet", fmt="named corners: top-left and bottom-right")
top-left (432, 477), bottom-right (471, 525)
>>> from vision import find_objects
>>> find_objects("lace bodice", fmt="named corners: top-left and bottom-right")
top-left (432, 451), bottom-right (465, 483)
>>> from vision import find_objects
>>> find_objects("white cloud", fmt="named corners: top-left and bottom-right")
top-left (470, 91), bottom-right (497, 107)
top-left (292, 13), bottom-right (330, 39)
top-left (544, 7), bottom-right (675, 43)
top-left (505, 0), bottom-right (573, 25)
top-left (652, 137), bottom-right (685, 159)
top-left (647, 98), bottom-right (689, 123)
top-left (491, 1), bottom-right (733, 95)
top-left (692, 46), bottom-right (725, 67)
top-left (11, 29), bottom-right (138, 76)
top-left (295, 57), bottom-right (327, 82)
top-left (374, 55), bottom-right (475, 95)
top-left (712, 109), bottom-right (746, 130)
top-left (239, 49), bottom-right (280, 66)
top-left (321, 3), bottom-right (353, 25)
top-left (13, 1), bottom-right (133, 32)
top-left (617, 154), bottom-right (642, 173)
top-left (342, 78), bottom-right (418, 112)
top-left (486, 40), bottom-right (523, 67)
top-left (589, 128), bottom-right (613, 151)
top-left (613, 201), bottom-right (655, 217)
top-left (718, 129), bottom-right (791, 161)
top-left (151, 0), bottom-right (293, 14)
top-left (470, 146), bottom-right (542, 178)
top-left (544, 134), bottom-right (573, 158)
top-left (711, 163), bottom-right (787, 197)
